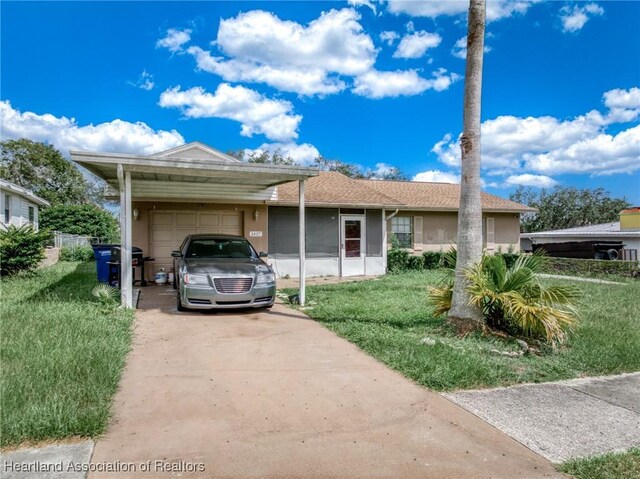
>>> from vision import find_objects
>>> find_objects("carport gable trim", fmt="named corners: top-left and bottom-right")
top-left (71, 150), bottom-right (319, 184)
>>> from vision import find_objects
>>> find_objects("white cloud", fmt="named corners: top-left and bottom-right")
top-left (158, 84), bottom-right (302, 142)
top-left (560, 3), bottom-right (604, 33)
top-left (525, 125), bottom-right (640, 176)
top-left (393, 31), bottom-right (442, 59)
top-left (603, 87), bottom-right (640, 123)
top-left (348, 0), bottom-right (377, 14)
top-left (129, 70), bottom-right (155, 91)
top-left (430, 87), bottom-right (640, 177)
top-left (353, 68), bottom-right (460, 99)
top-left (244, 142), bottom-right (320, 166)
top-left (451, 35), bottom-right (492, 59)
top-left (185, 8), bottom-right (375, 96)
top-left (387, 0), bottom-right (538, 22)
top-left (413, 170), bottom-right (461, 184)
top-left (187, 46), bottom-right (345, 97)
top-left (157, 28), bottom-right (192, 52)
top-left (380, 30), bottom-right (399, 46)
top-left (0, 100), bottom-right (184, 156)
top-left (504, 174), bottom-right (558, 188)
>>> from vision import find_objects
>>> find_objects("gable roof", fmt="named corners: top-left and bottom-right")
top-left (0, 179), bottom-right (50, 207)
top-left (272, 172), bottom-right (534, 212)
top-left (154, 142), bottom-right (241, 163)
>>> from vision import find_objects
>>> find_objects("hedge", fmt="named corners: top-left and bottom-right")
top-left (541, 257), bottom-right (639, 278)
top-left (386, 249), bottom-right (639, 278)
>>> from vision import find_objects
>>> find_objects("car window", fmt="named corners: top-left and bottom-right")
top-left (186, 239), bottom-right (256, 259)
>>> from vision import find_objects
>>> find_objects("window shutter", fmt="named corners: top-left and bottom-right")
top-left (413, 216), bottom-right (423, 251)
top-left (486, 217), bottom-right (495, 251)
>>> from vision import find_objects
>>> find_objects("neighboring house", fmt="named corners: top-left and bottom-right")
top-left (520, 208), bottom-right (640, 260)
top-left (0, 179), bottom-right (50, 231)
top-left (71, 142), bottom-right (533, 281)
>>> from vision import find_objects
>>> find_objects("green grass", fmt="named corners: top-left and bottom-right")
top-left (559, 449), bottom-right (640, 479)
top-left (1, 262), bottom-right (134, 448)
top-left (284, 271), bottom-right (640, 391)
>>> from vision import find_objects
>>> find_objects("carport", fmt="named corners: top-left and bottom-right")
top-left (71, 144), bottom-right (318, 308)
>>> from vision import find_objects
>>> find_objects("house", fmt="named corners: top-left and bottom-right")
top-left (71, 142), bottom-right (532, 307)
top-left (0, 179), bottom-right (50, 231)
top-left (520, 207), bottom-right (640, 260)
top-left (272, 173), bottom-right (533, 278)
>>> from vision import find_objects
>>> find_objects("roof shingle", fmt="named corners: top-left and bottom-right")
top-left (273, 172), bottom-right (534, 212)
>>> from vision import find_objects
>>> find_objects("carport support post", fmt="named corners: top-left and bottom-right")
top-left (299, 179), bottom-right (306, 306)
top-left (118, 164), bottom-right (133, 308)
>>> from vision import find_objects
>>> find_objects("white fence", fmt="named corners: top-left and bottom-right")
top-left (53, 231), bottom-right (94, 248)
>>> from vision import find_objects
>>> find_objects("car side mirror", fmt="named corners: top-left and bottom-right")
top-left (171, 251), bottom-right (183, 258)
top-left (259, 251), bottom-right (268, 258)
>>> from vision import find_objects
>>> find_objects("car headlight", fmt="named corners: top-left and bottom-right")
top-left (183, 273), bottom-right (209, 285)
top-left (255, 272), bottom-right (275, 285)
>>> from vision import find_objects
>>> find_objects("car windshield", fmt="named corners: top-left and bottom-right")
top-left (186, 238), bottom-right (256, 259)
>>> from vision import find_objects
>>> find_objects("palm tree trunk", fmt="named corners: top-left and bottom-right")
top-left (448, 0), bottom-right (486, 326)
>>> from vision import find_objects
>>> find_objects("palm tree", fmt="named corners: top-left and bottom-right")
top-left (430, 253), bottom-right (580, 343)
top-left (448, 0), bottom-right (486, 327)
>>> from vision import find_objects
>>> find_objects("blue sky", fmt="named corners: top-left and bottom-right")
top-left (2, 1), bottom-right (639, 203)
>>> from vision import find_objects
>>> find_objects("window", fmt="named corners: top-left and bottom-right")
top-left (28, 206), bottom-right (35, 223)
top-left (391, 216), bottom-right (412, 248)
top-left (4, 195), bottom-right (10, 224)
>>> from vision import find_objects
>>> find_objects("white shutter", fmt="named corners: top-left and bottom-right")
top-left (486, 217), bottom-right (495, 251)
top-left (413, 216), bottom-right (423, 251)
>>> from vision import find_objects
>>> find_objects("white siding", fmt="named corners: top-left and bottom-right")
top-left (0, 186), bottom-right (42, 231)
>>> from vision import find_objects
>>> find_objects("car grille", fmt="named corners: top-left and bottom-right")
top-left (213, 277), bottom-right (253, 294)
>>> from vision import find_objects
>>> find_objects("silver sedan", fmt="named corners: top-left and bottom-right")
top-left (172, 234), bottom-right (276, 311)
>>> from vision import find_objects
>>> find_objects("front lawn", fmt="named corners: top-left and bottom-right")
top-left (0, 262), bottom-right (134, 448)
top-left (286, 271), bottom-right (640, 391)
top-left (558, 448), bottom-right (640, 479)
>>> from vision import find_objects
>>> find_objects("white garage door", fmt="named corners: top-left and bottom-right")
top-left (150, 210), bottom-right (243, 273)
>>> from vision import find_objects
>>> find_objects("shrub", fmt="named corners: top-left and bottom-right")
top-left (387, 248), bottom-right (410, 273)
top-left (406, 255), bottom-right (424, 270)
top-left (0, 225), bottom-right (51, 276)
top-left (59, 246), bottom-right (95, 262)
top-left (422, 251), bottom-right (442, 269)
top-left (40, 204), bottom-right (119, 242)
top-left (429, 252), bottom-right (580, 343)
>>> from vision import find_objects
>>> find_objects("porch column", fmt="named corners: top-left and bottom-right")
top-left (382, 209), bottom-right (387, 273)
top-left (118, 164), bottom-right (133, 308)
top-left (299, 179), bottom-right (306, 306)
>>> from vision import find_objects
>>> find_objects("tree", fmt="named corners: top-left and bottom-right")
top-left (0, 139), bottom-right (96, 206)
top-left (510, 186), bottom-right (630, 233)
top-left (448, 0), bottom-right (486, 328)
top-left (312, 156), bottom-right (366, 178)
top-left (40, 204), bottom-right (119, 241)
top-left (365, 166), bottom-right (408, 181)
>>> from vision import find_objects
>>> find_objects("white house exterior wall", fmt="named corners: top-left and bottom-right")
top-left (0, 187), bottom-right (41, 230)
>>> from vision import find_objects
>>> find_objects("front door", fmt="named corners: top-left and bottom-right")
top-left (341, 215), bottom-right (365, 276)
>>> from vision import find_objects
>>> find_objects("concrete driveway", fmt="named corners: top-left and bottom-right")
top-left (90, 286), bottom-right (559, 478)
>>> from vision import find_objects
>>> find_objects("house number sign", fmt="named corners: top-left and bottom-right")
top-left (249, 231), bottom-right (263, 237)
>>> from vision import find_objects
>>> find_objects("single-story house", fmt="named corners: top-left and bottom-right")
top-left (71, 142), bottom-right (532, 307)
top-left (520, 207), bottom-right (640, 260)
top-left (0, 179), bottom-right (50, 231)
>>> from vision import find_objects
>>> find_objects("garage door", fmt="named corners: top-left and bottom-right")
top-left (150, 210), bottom-right (243, 273)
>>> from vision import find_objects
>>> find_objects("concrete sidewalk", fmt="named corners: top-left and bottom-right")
top-left (87, 286), bottom-right (559, 478)
top-left (445, 372), bottom-right (640, 463)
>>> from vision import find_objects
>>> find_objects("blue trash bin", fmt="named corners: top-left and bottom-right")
top-left (92, 244), bottom-right (117, 283)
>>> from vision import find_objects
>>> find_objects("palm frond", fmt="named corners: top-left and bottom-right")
top-left (427, 285), bottom-right (453, 316)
